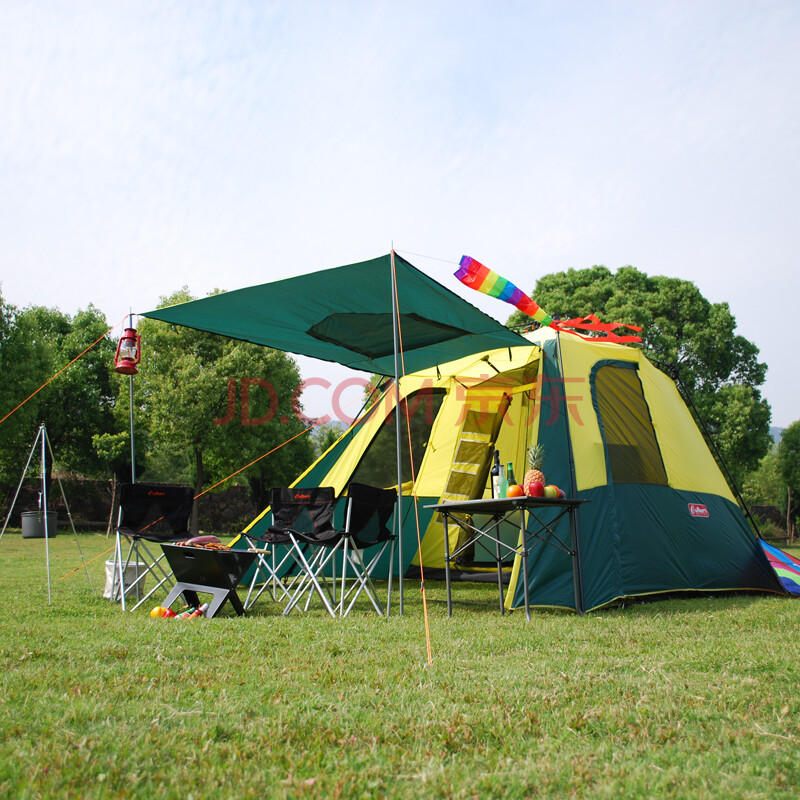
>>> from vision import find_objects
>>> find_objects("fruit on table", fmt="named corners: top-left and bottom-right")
top-left (544, 485), bottom-right (559, 499)
top-left (523, 444), bottom-right (545, 495)
top-left (506, 484), bottom-right (524, 498)
top-left (528, 480), bottom-right (545, 497)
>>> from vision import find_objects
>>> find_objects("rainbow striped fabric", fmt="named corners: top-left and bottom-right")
top-left (454, 255), bottom-right (554, 327)
top-left (761, 540), bottom-right (800, 594)
top-left (455, 254), bottom-right (643, 342)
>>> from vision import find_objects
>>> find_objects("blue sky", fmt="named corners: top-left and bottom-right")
top-left (1, 1), bottom-right (798, 425)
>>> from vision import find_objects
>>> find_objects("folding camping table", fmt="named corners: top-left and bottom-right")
top-left (160, 545), bottom-right (257, 618)
top-left (426, 496), bottom-right (588, 620)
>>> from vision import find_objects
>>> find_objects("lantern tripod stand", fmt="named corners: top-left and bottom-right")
top-left (0, 423), bottom-right (94, 604)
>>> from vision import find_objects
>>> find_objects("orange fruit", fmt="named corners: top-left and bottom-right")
top-left (506, 484), bottom-right (524, 497)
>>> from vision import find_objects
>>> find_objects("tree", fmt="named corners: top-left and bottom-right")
top-left (742, 446), bottom-right (786, 512)
top-left (777, 420), bottom-right (800, 539)
top-left (0, 288), bottom-right (13, 352)
top-left (506, 266), bottom-right (772, 485)
top-left (0, 301), bottom-right (117, 483)
top-left (136, 288), bottom-right (315, 533)
top-left (0, 294), bottom-right (43, 480)
top-left (312, 422), bottom-right (345, 457)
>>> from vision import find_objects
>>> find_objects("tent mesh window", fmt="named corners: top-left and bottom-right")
top-left (351, 388), bottom-right (445, 489)
top-left (594, 365), bottom-right (668, 485)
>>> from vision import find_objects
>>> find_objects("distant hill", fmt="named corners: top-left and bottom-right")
top-left (770, 426), bottom-right (784, 444)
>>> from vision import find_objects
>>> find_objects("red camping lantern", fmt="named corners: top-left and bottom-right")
top-left (114, 327), bottom-right (141, 375)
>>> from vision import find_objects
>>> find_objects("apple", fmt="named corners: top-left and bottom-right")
top-left (544, 485), bottom-right (559, 498)
top-left (528, 480), bottom-right (545, 497)
top-left (558, 488), bottom-right (566, 499)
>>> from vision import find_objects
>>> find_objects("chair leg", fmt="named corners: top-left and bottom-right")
top-left (114, 535), bottom-right (143, 611)
top-left (244, 550), bottom-right (271, 610)
top-left (128, 541), bottom-right (177, 612)
top-left (243, 538), bottom-right (294, 610)
top-left (113, 537), bottom-right (178, 613)
top-left (243, 540), bottom-right (322, 612)
top-left (340, 541), bottom-right (392, 617)
top-left (112, 533), bottom-right (133, 610)
top-left (282, 539), bottom-right (340, 617)
top-left (293, 543), bottom-right (340, 616)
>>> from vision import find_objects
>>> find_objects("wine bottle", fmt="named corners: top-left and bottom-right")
top-left (491, 450), bottom-right (501, 498)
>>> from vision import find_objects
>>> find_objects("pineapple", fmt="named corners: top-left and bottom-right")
top-left (523, 443), bottom-right (545, 495)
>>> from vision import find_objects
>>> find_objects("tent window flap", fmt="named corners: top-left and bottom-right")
top-left (594, 364), bottom-right (668, 486)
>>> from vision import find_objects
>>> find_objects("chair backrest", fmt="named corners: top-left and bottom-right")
top-left (118, 483), bottom-right (194, 539)
top-left (345, 483), bottom-right (397, 549)
top-left (268, 487), bottom-right (337, 539)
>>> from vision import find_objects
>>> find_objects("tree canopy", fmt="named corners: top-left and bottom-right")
top-left (0, 298), bottom-right (117, 483)
top-left (506, 266), bottom-right (772, 485)
top-left (742, 445), bottom-right (785, 511)
top-left (777, 421), bottom-right (800, 528)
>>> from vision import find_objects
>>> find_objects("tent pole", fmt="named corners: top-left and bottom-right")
top-left (128, 311), bottom-right (137, 485)
top-left (390, 249), bottom-right (404, 615)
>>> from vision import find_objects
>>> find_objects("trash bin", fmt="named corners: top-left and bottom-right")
top-left (21, 511), bottom-right (58, 539)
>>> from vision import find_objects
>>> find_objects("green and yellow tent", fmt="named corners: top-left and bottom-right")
top-left (241, 326), bottom-right (783, 611)
top-left (144, 254), bottom-right (784, 612)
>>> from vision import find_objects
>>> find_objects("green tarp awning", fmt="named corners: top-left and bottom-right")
top-left (142, 253), bottom-right (526, 375)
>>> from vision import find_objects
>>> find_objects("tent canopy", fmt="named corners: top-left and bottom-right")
top-left (141, 253), bottom-right (527, 375)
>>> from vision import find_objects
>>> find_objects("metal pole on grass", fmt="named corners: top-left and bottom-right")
top-left (390, 249), bottom-right (404, 615)
top-left (41, 424), bottom-right (52, 605)
top-left (128, 312), bottom-right (136, 484)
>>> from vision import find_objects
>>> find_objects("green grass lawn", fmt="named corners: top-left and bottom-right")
top-left (1, 532), bottom-right (799, 799)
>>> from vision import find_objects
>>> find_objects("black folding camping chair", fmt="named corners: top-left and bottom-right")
top-left (112, 483), bottom-right (195, 612)
top-left (245, 484), bottom-right (397, 617)
top-left (277, 483), bottom-right (397, 617)
top-left (245, 487), bottom-right (342, 616)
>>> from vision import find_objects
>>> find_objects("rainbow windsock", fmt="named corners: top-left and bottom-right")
top-left (455, 255), bottom-right (643, 343)
top-left (455, 256), bottom-right (554, 327)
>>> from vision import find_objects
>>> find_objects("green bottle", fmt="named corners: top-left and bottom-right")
top-left (506, 462), bottom-right (517, 487)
